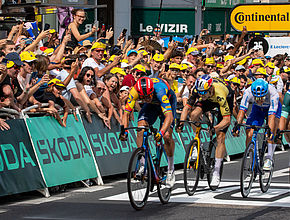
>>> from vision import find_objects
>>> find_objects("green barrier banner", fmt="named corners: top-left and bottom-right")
top-left (26, 115), bottom-right (98, 187)
top-left (82, 113), bottom-right (138, 176)
top-left (0, 119), bottom-right (45, 196)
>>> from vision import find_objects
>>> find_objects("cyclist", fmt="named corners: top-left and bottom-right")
top-left (178, 74), bottom-right (234, 187)
top-left (119, 77), bottom-right (177, 188)
top-left (278, 88), bottom-right (290, 146)
top-left (232, 79), bottom-right (280, 171)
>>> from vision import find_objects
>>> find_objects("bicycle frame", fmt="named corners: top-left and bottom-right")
top-left (139, 130), bottom-right (168, 184)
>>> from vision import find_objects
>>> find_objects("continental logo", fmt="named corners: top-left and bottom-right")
top-left (230, 4), bottom-right (290, 32)
top-left (234, 12), bottom-right (290, 24)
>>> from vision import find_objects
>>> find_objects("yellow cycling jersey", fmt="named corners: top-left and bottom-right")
top-left (199, 79), bottom-right (231, 116)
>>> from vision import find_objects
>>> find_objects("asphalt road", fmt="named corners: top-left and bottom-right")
top-left (0, 149), bottom-right (289, 220)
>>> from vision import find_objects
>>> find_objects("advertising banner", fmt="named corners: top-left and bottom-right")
top-left (0, 119), bottom-right (45, 196)
top-left (265, 37), bottom-right (290, 57)
top-left (82, 114), bottom-right (138, 177)
top-left (230, 4), bottom-right (290, 32)
top-left (26, 115), bottom-right (98, 187)
top-left (131, 8), bottom-right (195, 36)
top-left (204, 0), bottom-right (247, 8)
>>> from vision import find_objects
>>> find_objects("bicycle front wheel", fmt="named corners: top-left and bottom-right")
top-left (156, 148), bottom-right (171, 204)
top-left (183, 140), bottom-right (200, 196)
top-left (259, 143), bottom-right (273, 193)
top-left (240, 142), bottom-right (255, 198)
top-left (127, 148), bottom-right (151, 210)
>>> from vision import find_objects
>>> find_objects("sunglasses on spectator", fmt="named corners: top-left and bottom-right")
top-left (206, 65), bottom-right (214, 68)
top-left (97, 87), bottom-right (106, 91)
top-left (154, 29), bottom-right (161, 32)
top-left (25, 62), bottom-right (34, 67)
top-left (86, 73), bottom-right (94, 78)
top-left (9, 65), bottom-right (21, 70)
top-left (76, 15), bottom-right (86, 19)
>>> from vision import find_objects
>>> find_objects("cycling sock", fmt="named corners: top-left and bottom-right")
top-left (140, 156), bottom-right (145, 166)
top-left (168, 156), bottom-right (174, 172)
top-left (267, 143), bottom-right (276, 160)
top-left (213, 158), bottom-right (223, 176)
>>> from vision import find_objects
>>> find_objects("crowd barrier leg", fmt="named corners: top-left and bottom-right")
top-left (77, 108), bottom-right (103, 185)
top-left (23, 115), bottom-right (51, 198)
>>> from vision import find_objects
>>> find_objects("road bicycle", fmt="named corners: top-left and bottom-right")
top-left (124, 126), bottom-right (171, 210)
top-left (179, 110), bottom-right (223, 196)
top-left (237, 124), bottom-right (273, 198)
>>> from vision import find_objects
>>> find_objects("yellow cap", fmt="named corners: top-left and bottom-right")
top-left (48, 78), bottom-right (65, 88)
top-left (138, 50), bottom-right (148, 56)
top-left (169, 63), bottom-right (181, 70)
top-left (43, 48), bottom-right (54, 56)
top-left (224, 55), bottom-right (234, 62)
top-left (216, 63), bottom-right (224, 69)
top-left (49, 29), bottom-right (56, 34)
top-left (108, 55), bottom-right (116, 62)
top-left (20, 51), bottom-right (37, 62)
top-left (265, 62), bottom-right (275, 69)
top-left (110, 67), bottom-right (126, 76)
top-left (255, 67), bottom-right (267, 75)
top-left (285, 67), bottom-right (290, 73)
top-left (236, 56), bottom-right (250, 65)
top-left (152, 53), bottom-right (164, 62)
top-left (186, 47), bottom-right (198, 55)
top-left (230, 77), bottom-right (240, 84)
top-left (205, 57), bottom-right (215, 65)
top-left (132, 64), bottom-right (146, 72)
top-left (180, 63), bottom-right (188, 71)
top-left (91, 42), bottom-right (106, 50)
top-left (252, 59), bottom-right (264, 66)
top-left (121, 59), bottom-right (128, 64)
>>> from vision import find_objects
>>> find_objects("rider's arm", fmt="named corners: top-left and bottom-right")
top-left (180, 104), bottom-right (191, 121)
top-left (122, 87), bottom-right (138, 128)
top-left (160, 111), bottom-right (174, 134)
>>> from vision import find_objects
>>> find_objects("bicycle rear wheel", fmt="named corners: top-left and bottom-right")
top-left (156, 148), bottom-right (171, 204)
top-left (207, 143), bottom-right (223, 191)
top-left (259, 143), bottom-right (273, 193)
top-left (127, 148), bottom-right (151, 210)
top-left (183, 140), bottom-right (200, 196)
top-left (240, 142), bottom-right (255, 198)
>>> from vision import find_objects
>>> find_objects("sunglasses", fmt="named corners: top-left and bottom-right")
top-left (25, 62), bottom-right (34, 67)
top-left (206, 65), bottom-right (214, 68)
top-left (76, 15), bottom-right (86, 19)
top-left (154, 29), bottom-right (161, 32)
top-left (254, 96), bottom-right (266, 101)
top-left (86, 73), bottom-right (94, 78)
top-left (197, 90), bottom-right (208, 95)
top-left (97, 87), bottom-right (106, 91)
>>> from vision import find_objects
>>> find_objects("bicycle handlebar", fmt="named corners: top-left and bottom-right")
top-left (238, 124), bottom-right (270, 130)
top-left (121, 125), bottom-right (157, 136)
top-left (178, 120), bottom-right (209, 130)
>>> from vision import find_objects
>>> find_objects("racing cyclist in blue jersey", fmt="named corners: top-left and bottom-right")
top-left (232, 79), bottom-right (280, 170)
top-left (119, 77), bottom-right (177, 188)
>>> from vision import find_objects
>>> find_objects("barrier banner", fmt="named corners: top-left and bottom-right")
top-left (0, 119), bottom-right (45, 196)
top-left (26, 115), bottom-right (98, 187)
top-left (82, 114), bottom-right (138, 176)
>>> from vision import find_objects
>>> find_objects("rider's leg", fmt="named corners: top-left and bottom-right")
top-left (214, 131), bottom-right (226, 176)
top-left (163, 128), bottom-right (175, 172)
top-left (267, 114), bottom-right (277, 160)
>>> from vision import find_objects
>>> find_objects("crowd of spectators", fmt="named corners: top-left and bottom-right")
top-left (1, 8), bottom-right (290, 132)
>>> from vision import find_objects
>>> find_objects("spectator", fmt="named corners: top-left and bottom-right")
top-left (148, 53), bottom-right (164, 78)
top-left (152, 27), bottom-right (164, 48)
top-left (82, 42), bottom-right (120, 80)
top-left (75, 66), bottom-right (110, 128)
top-left (110, 67), bottom-right (126, 85)
top-left (176, 73), bottom-right (195, 108)
top-left (0, 118), bottom-right (10, 131)
top-left (65, 9), bottom-right (96, 48)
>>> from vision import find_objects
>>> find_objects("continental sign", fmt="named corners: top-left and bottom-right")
top-left (230, 4), bottom-right (290, 32)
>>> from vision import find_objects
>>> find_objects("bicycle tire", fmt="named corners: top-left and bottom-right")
top-left (259, 142), bottom-right (273, 193)
top-left (127, 148), bottom-right (151, 210)
top-left (156, 147), bottom-right (171, 204)
top-left (240, 142), bottom-right (255, 198)
top-left (207, 142), bottom-right (223, 191)
top-left (183, 140), bottom-right (200, 196)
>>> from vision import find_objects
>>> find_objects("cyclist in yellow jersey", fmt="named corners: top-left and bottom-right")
top-left (178, 74), bottom-right (234, 188)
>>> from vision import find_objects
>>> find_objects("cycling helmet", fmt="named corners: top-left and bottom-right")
top-left (195, 74), bottom-right (213, 94)
top-left (135, 77), bottom-right (154, 97)
top-left (251, 78), bottom-right (268, 97)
